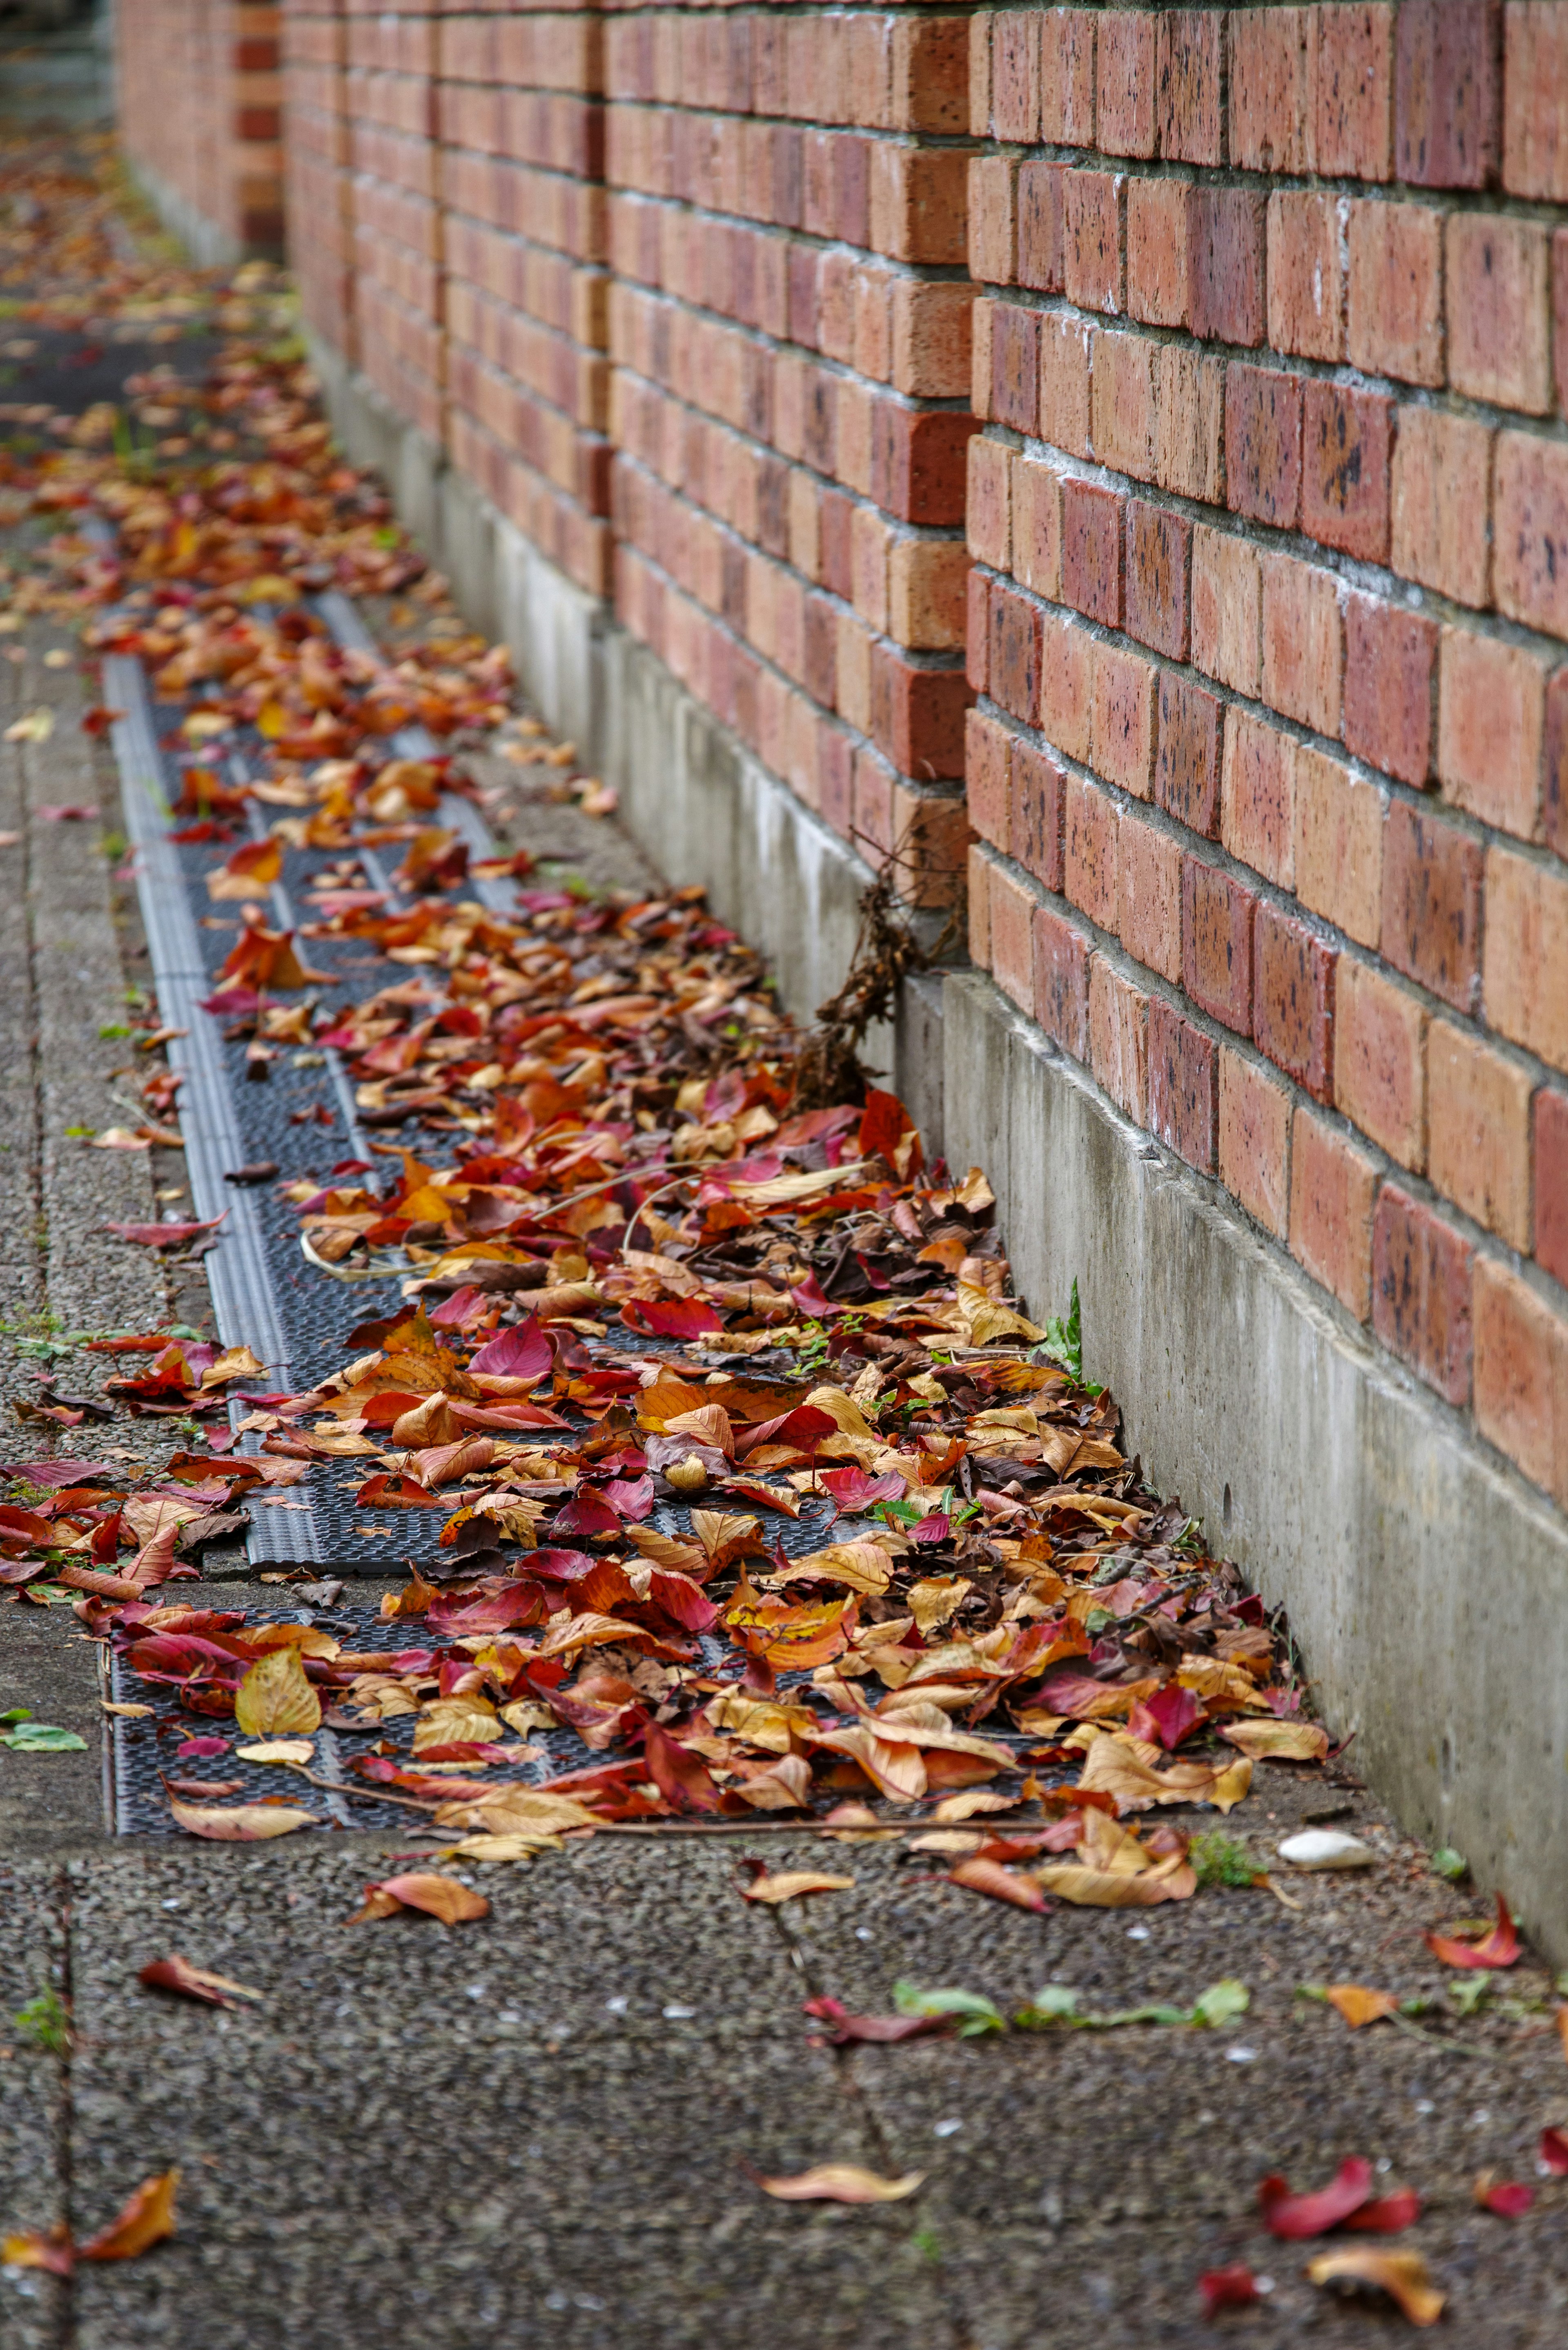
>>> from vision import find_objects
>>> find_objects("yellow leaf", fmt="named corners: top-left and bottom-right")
top-left (169, 1798), bottom-right (316, 1841)
top-left (4, 707), bottom-right (54, 743)
top-left (233, 1645), bottom-right (322, 1737)
top-left (346, 1872), bottom-right (489, 1926)
top-left (78, 2170), bottom-right (179, 2262)
top-left (742, 1871), bottom-right (856, 1904)
top-left (908, 1576), bottom-right (971, 1635)
top-left (956, 1281), bottom-right (1045, 1346)
top-left (198, 1344), bottom-right (268, 1391)
top-left (1306, 2248), bottom-right (1444, 2327)
top-left (412, 1694), bottom-right (499, 1752)
top-left (757, 2165), bottom-right (924, 2204)
top-left (1077, 1729), bottom-right (1252, 1814)
top-left (1325, 1984), bottom-right (1399, 2029)
top-left (1219, 1719), bottom-right (1330, 1763)
top-left (770, 1539), bottom-right (895, 1596)
top-left (234, 1739), bottom-right (315, 1765)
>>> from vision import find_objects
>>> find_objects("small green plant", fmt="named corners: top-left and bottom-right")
top-left (1447, 1972), bottom-right (1493, 2019)
top-left (1429, 1846), bottom-right (1468, 1883)
top-left (98, 1021), bottom-right (134, 1040)
top-left (99, 830), bottom-right (129, 864)
top-left (1190, 1832), bottom-right (1263, 1891)
top-left (909, 2225), bottom-right (943, 2267)
top-left (14, 1988), bottom-right (70, 2057)
top-left (1031, 1279), bottom-right (1105, 1395)
top-left (892, 1982), bottom-right (1007, 2038)
top-left (1014, 1979), bottom-right (1249, 2032)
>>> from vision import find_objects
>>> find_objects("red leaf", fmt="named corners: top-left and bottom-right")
top-left (1477, 2179), bottom-right (1535, 2217)
top-left (1538, 2127), bottom-right (1568, 2176)
top-left (642, 1720), bottom-right (721, 1814)
top-left (1343, 2187), bottom-right (1420, 2234)
top-left (1259, 2158), bottom-right (1373, 2239)
top-left (1425, 1893), bottom-right (1520, 1971)
top-left (801, 1996), bottom-right (949, 2046)
top-left (103, 1215), bottom-right (226, 1250)
top-left (621, 1297), bottom-right (723, 1340)
top-left (467, 1317), bottom-right (552, 1384)
top-left (857, 1086), bottom-right (922, 1175)
top-left (354, 1473), bottom-right (450, 1511)
top-left (1199, 2266), bottom-right (1261, 2314)
top-left (1127, 1684), bottom-right (1205, 1750)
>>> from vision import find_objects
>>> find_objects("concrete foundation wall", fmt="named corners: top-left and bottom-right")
top-left (311, 334), bottom-right (1568, 1958)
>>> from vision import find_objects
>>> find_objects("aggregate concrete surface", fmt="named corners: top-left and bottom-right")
top-left (3, 206), bottom-right (1568, 2350)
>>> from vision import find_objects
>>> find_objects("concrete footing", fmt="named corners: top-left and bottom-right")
top-left (308, 334), bottom-right (1568, 1958)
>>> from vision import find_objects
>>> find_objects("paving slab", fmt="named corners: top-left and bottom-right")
top-left (0, 1859), bottom-right (69, 2350)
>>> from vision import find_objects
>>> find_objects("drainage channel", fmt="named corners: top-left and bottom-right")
top-left (100, 589), bottom-right (523, 1576)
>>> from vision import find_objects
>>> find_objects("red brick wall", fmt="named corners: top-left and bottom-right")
top-left (345, 0), bottom-right (444, 441)
top-left (119, 0), bottom-right (283, 255)
top-left (965, 1), bottom-right (1568, 1516)
top-left (282, 0), bottom-right (355, 357)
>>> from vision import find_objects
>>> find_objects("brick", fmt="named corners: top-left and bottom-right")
top-left (1017, 159), bottom-right (1065, 293)
top-left (987, 583), bottom-right (1043, 728)
top-left (1334, 958), bottom-right (1427, 1168)
top-left (1183, 855), bottom-right (1255, 1035)
top-left (1295, 748), bottom-right (1383, 950)
top-left (1223, 707), bottom-right (1296, 889)
top-left (1261, 553), bottom-right (1343, 740)
top-left (891, 538), bottom-right (964, 653)
top-left (1390, 409), bottom-right (1492, 608)
top-left (1537, 1088), bottom-right (1568, 1286)
top-left (990, 11), bottom-right (1040, 142)
top-left (1315, 3), bottom-right (1395, 177)
top-left (1189, 186), bottom-right (1266, 346)
top-left (1473, 1258), bottom-right (1568, 1508)
top-left (969, 9), bottom-right (993, 138)
top-left (968, 843), bottom-right (992, 968)
top-left (1096, 10), bottom-right (1157, 158)
top-left (1302, 381), bottom-right (1392, 564)
top-left (967, 434), bottom-right (1011, 571)
top-left (1156, 673), bottom-right (1223, 839)
top-left (989, 858), bottom-right (1037, 1012)
top-left (1034, 901), bottom-right (1091, 1059)
top-left (1061, 479), bottom-right (1123, 628)
top-left (1127, 178), bottom-right (1191, 329)
top-left (1122, 500), bottom-right (1189, 663)
top-left (1093, 640), bottom-right (1158, 800)
top-left (1039, 312), bottom-right (1092, 458)
top-left (1091, 328), bottom-right (1158, 481)
top-left (969, 295), bottom-right (995, 420)
top-left (1156, 346), bottom-right (1225, 499)
top-left (891, 280), bottom-right (976, 400)
top-left (1064, 169), bottom-right (1125, 316)
top-left (1157, 9), bottom-right (1224, 166)
top-left (870, 145), bottom-right (969, 267)
top-left (967, 155), bottom-right (1016, 286)
top-left (1192, 528), bottom-right (1261, 697)
top-left (1089, 956), bottom-right (1150, 1124)
top-left (1064, 774), bottom-right (1120, 933)
top-left (1396, 0), bottom-right (1500, 188)
top-left (967, 566), bottom-right (990, 691)
top-left (1290, 1108), bottom-right (1378, 1320)
top-left (1447, 215), bottom-right (1551, 412)
top-left (1040, 609), bottom-right (1095, 765)
top-left (1343, 593), bottom-right (1437, 788)
top-left (1220, 1047), bottom-right (1293, 1236)
top-left (1012, 454), bottom-right (1063, 598)
top-left (1484, 844), bottom-right (1568, 1074)
top-left (1547, 665), bottom-right (1568, 861)
top-left (1346, 199), bottom-right (1444, 386)
top-left (966, 708), bottom-right (1011, 852)
top-left (1429, 1023), bottom-right (1534, 1248)
top-left (893, 18), bottom-right (970, 137)
top-left (1118, 808), bottom-right (1182, 982)
top-left (1149, 1001), bottom-right (1218, 1172)
top-left (872, 407), bottom-right (975, 526)
top-left (1372, 1185), bottom-right (1474, 1402)
top-left (1438, 628), bottom-right (1546, 839)
top-left (871, 651), bottom-right (971, 780)
top-left (1256, 905), bottom-right (1336, 1100)
top-left (1230, 5), bottom-right (1317, 173)
top-left (1013, 741), bottom-right (1065, 891)
top-left (1267, 190), bottom-right (1344, 361)
top-left (1504, 0), bottom-right (1568, 200)
top-left (1226, 365), bottom-right (1302, 528)
top-left (990, 301), bottom-right (1040, 435)
top-left (1495, 434), bottom-right (1568, 643)
top-left (1039, 6), bottom-right (1096, 145)
top-left (1381, 801), bottom-right (1484, 1014)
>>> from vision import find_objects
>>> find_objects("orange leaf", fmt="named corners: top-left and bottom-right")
top-left (78, 2170), bottom-right (179, 2263)
top-left (756, 2164), bottom-right (924, 2204)
top-left (947, 1856), bottom-right (1047, 1911)
top-left (138, 1955), bottom-right (262, 2010)
top-left (1305, 2247), bottom-right (1444, 2327)
top-left (1325, 1984), bottom-right (1399, 2029)
top-left (347, 1872), bottom-right (489, 1926)
top-left (1425, 1892), bottom-right (1519, 1971)
top-left (0, 2224), bottom-right (72, 2275)
top-left (168, 1797), bottom-right (317, 1842)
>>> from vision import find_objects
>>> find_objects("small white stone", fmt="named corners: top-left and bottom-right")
top-left (1225, 2045), bottom-right (1257, 2064)
top-left (663, 2002), bottom-right (697, 2019)
top-left (933, 2117), bottom-right (964, 2138)
top-left (1277, 1829), bottom-right (1376, 1871)
top-left (1126, 1924), bottom-right (1151, 1940)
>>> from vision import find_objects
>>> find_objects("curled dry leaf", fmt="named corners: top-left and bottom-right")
top-left (168, 1797), bottom-right (317, 1841)
top-left (347, 1872), bottom-right (490, 1926)
top-left (234, 1739), bottom-right (315, 1765)
top-left (139, 1955), bottom-right (263, 2010)
top-left (1425, 1893), bottom-right (1520, 1971)
top-left (78, 2169), bottom-right (180, 2263)
top-left (1324, 1984), bottom-right (1399, 2029)
top-left (232, 1644), bottom-right (322, 1738)
top-left (1538, 2126), bottom-right (1568, 2175)
top-left (756, 2164), bottom-right (924, 2204)
top-left (742, 1871), bottom-right (857, 1905)
top-left (947, 1856), bottom-right (1047, 1911)
top-left (0, 2223), bottom-right (74, 2275)
top-left (1218, 1719), bottom-right (1329, 1763)
top-left (1474, 2172), bottom-right (1534, 2217)
top-left (1032, 1810), bottom-right (1197, 1908)
top-left (1076, 1730), bottom-right (1251, 1815)
top-left (1260, 2158), bottom-right (1384, 2239)
top-left (1198, 2265), bottom-right (1263, 2314)
top-left (1305, 2247), bottom-right (1444, 2327)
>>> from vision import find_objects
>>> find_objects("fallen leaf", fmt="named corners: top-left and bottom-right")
top-left (742, 1871), bottom-right (856, 1905)
top-left (1538, 2125), bottom-right (1568, 2175)
top-left (78, 2169), bottom-right (179, 2262)
top-left (1277, 1829), bottom-right (1376, 1871)
top-left (1077, 1729), bottom-right (1252, 1814)
top-left (233, 1645), bottom-right (322, 1737)
top-left (1218, 1719), bottom-right (1329, 1763)
top-left (755, 2164), bottom-right (924, 2204)
top-left (1474, 2172), bottom-right (1534, 2217)
top-left (234, 1738), bottom-right (315, 1765)
top-left (138, 1955), bottom-right (262, 2010)
top-left (0, 2223), bottom-right (73, 2274)
top-left (5, 707), bottom-right (55, 742)
top-left (947, 1856), bottom-right (1047, 1911)
top-left (1425, 1893), bottom-right (1520, 1971)
top-left (347, 1872), bottom-right (489, 1926)
top-left (1198, 2266), bottom-right (1262, 2314)
top-left (1305, 2247), bottom-right (1444, 2326)
top-left (168, 1798), bottom-right (316, 1840)
top-left (1259, 2157), bottom-right (1373, 2238)
top-left (1325, 1984), bottom-right (1399, 2029)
